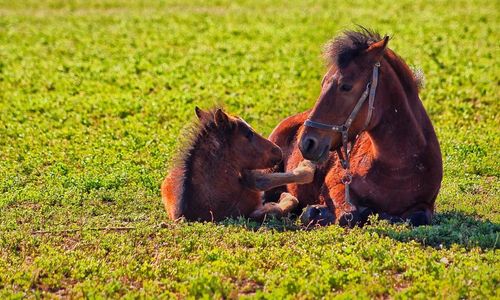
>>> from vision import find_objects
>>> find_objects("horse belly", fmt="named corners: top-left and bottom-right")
top-left (352, 174), bottom-right (435, 216)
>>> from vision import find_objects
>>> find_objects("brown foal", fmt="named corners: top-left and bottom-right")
top-left (161, 107), bottom-right (316, 222)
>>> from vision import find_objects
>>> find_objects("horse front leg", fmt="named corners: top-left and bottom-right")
top-left (359, 207), bottom-right (433, 226)
top-left (249, 192), bottom-right (299, 221)
top-left (242, 160), bottom-right (316, 191)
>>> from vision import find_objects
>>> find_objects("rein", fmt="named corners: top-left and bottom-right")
top-left (303, 62), bottom-right (381, 223)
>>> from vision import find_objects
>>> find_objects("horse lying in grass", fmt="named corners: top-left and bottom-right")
top-left (265, 29), bottom-right (443, 227)
top-left (161, 107), bottom-right (316, 222)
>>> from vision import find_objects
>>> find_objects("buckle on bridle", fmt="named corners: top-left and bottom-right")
top-left (341, 174), bottom-right (352, 185)
top-left (344, 212), bottom-right (354, 223)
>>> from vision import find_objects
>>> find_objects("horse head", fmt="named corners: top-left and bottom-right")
top-left (299, 33), bottom-right (389, 162)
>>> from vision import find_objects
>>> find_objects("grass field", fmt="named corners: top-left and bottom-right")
top-left (0, 0), bottom-right (499, 298)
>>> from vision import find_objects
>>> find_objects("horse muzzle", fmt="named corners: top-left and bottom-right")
top-left (299, 134), bottom-right (331, 162)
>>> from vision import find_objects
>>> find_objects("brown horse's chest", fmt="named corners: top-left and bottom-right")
top-left (283, 147), bottom-right (335, 208)
top-left (310, 145), bottom-right (434, 215)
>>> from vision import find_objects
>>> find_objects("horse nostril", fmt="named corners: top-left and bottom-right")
top-left (302, 137), bottom-right (317, 154)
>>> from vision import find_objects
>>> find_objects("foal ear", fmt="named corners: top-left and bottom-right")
top-left (195, 106), bottom-right (211, 122)
top-left (214, 108), bottom-right (230, 128)
top-left (364, 35), bottom-right (389, 62)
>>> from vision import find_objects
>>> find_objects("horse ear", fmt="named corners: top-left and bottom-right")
top-left (195, 106), bottom-right (211, 121)
top-left (365, 35), bottom-right (389, 62)
top-left (214, 108), bottom-right (230, 128)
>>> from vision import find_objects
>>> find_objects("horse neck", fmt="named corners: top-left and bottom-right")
top-left (366, 53), bottom-right (431, 166)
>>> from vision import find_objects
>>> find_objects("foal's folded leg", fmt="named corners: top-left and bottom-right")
top-left (249, 192), bottom-right (299, 221)
top-left (242, 160), bottom-right (317, 191)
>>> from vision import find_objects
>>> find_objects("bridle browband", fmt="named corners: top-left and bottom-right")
top-left (303, 62), bottom-right (381, 224)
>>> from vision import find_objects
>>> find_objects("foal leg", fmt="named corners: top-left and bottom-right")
top-left (242, 160), bottom-right (316, 191)
top-left (249, 192), bottom-right (299, 221)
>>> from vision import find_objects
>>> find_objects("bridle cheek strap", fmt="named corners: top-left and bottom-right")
top-left (303, 62), bottom-right (381, 222)
top-left (364, 62), bottom-right (380, 129)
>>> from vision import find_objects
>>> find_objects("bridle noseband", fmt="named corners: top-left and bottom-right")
top-left (303, 62), bottom-right (381, 223)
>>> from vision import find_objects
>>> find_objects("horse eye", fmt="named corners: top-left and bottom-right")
top-left (246, 130), bottom-right (254, 140)
top-left (340, 83), bottom-right (353, 92)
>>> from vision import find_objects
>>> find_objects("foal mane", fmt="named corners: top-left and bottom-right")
top-left (173, 109), bottom-right (220, 169)
top-left (169, 108), bottom-right (228, 215)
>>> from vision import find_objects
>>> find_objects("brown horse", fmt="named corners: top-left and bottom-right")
top-left (161, 107), bottom-right (316, 222)
top-left (265, 29), bottom-right (443, 227)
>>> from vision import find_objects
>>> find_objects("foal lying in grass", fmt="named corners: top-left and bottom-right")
top-left (161, 107), bottom-right (316, 222)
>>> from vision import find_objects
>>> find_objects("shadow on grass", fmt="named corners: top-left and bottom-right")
top-left (366, 212), bottom-right (499, 250)
top-left (220, 211), bottom-right (499, 250)
top-left (220, 215), bottom-right (302, 232)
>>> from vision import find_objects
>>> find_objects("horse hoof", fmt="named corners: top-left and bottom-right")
top-left (300, 205), bottom-right (335, 227)
top-left (338, 210), bottom-right (361, 228)
top-left (358, 207), bottom-right (376, 226)
top-left (408, 211), bottom-right (430, 226)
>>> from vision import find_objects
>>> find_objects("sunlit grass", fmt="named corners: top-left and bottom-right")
top-left (0, 0), bottom-right (498, 298)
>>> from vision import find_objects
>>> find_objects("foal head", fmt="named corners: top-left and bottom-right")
top-left (195, 107), bottom-right (282, 170)
top-left (299, 30), bottom-right (390, 161)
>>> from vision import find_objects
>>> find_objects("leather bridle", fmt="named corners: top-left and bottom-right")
top-left (303, 62), bottom-right (381, 222)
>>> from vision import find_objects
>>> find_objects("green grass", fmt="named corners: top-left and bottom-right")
top-left (0, 0), bottom-right (499, 298)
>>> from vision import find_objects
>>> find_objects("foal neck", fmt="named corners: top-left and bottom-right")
top-left (188, 133), bottom-right (244, 194)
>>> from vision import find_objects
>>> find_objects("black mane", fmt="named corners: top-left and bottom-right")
top-left (324, 27), bottom-right (383, 68)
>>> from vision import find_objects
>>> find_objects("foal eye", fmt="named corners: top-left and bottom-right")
top-left (340, 83), bottom-right (353, 92)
